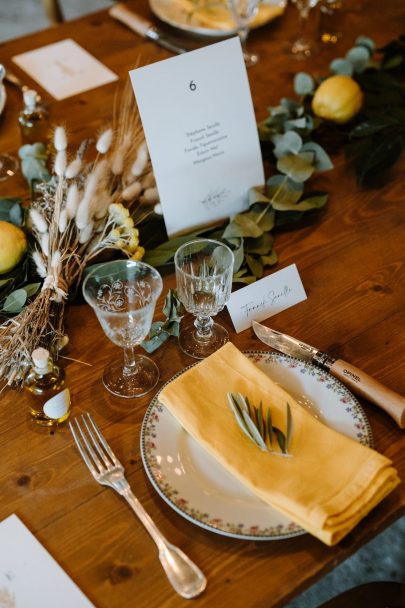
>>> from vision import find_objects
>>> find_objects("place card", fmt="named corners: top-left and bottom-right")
top-left (130, 37), bottom-right (264, 237)
top-left (12, 39), bottom-right (118, 100)
top-left (227, 264), bottom-right (307, 332)
top-left (0, 514), bottom-right (94, 607)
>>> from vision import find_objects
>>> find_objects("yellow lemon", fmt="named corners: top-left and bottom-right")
top-left (312, 75), bottom-right (363, 124)
top-left (0, 221), bottom-right (28, 274)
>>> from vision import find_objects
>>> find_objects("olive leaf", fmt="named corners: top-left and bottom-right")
top-left (227, 393), bottom-right (293, 456)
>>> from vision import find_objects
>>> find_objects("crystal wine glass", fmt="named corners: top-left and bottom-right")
top-left (289, 0), bottom-right (319, 59)
top-left (227, 0), bottom-right (261, 67)
top-left (82, 260), bottom-right (163, 398)
top-left (175, 239), bottom-right (234, 359)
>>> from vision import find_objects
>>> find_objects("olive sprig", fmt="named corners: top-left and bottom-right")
top-left (227, 392), bottom-right (293, 456)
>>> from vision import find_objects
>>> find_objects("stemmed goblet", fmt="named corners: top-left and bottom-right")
top-left (175, 239), bottom-right (234, 360)
top-left (289, 0), bottom-right (319, 59)
top-left (82, 260), bottom-right (163, 398)
top-left (227, 0), bottom-right (261, 67)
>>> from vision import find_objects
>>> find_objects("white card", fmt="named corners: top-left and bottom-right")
top-left (12, 39), bottom-right (118, 100)
top-left (130, 37), bottom-right (264, 237)
top-left (227, 264), bottom-right (307, 333)
top-left (0, 514), bottom-right (94, 607)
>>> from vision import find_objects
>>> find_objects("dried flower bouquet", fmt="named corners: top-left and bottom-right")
top-left (0, 88), bottom-right (159, 389)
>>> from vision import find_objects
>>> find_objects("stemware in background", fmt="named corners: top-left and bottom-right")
top-left (175, 239), bottom-right (234, 360)
top-left (227, 0), bottom-right (261, 67)
top-left (0, 65), bottom-right (18, 181)
top-left (289, 0), bottom-right (319, 59)
top-left (82, 260), bottom-right (163, 398)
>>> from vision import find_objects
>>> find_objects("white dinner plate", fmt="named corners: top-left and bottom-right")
top-left (149, 0), bottom-right (286, 37)
top-left (140, 351), bottom-right (373, 541)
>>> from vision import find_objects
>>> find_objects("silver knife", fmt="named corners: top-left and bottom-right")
top-left (252, 320), bottom-right (405, 429)
top-left (109, 3), bottom-right (187, 55)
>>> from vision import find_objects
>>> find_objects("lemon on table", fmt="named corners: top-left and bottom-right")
top-left (312, 75), bottom-right (363, 124)
top-left (0, 221), bottom-right (28, 274)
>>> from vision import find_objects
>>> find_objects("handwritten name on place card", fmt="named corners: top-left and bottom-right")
top-left (227, 264), bottom-right (307, 333)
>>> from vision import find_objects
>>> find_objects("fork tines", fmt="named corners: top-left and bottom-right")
top-left (69, 413), bottom-right (120, 476)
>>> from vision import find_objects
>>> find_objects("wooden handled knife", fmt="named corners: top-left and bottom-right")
top-left (252, 321), bottom-right (405, 429)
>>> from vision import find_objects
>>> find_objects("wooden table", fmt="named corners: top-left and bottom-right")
top-left (0, 1), bottom-right (404, 607)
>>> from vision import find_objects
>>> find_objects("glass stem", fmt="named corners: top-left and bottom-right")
top-left (298, 8), bottom-right (310, 38)
top-left (238, 27), bottom-right (248, 53)
top-left (123, 346), bottom-right (138, 376)
top-left (194, 316), bottom-right (213, 339)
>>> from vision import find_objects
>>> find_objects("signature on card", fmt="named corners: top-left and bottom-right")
top-left (240, 286), bottom-right (293, 318)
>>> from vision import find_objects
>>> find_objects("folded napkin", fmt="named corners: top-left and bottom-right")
top-left (159, 343), bottom-right (400, 545)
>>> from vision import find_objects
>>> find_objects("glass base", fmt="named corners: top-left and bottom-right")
top-left (289, 38), bottom-right (318, 60)
top-left (178, 319), bottom-right (229, 360)
top-left (103, 355), bottom-right (160, 398)
top-left (0, 154), bottom-right (18, 181)
top-left (243, 51), bottom-right (259, 67)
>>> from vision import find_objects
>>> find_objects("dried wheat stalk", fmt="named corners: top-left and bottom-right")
top-left (0, 84), bottom-right (158, 389)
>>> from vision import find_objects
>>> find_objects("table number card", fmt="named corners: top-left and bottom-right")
top-left (227, 264), bottom-right (307, 332)
top-left (0, 514), bottom-right (94, 607)
top-left (12, 39), bottom-right (118, 100)
top-left (130, 37), bottom-right (264, 237)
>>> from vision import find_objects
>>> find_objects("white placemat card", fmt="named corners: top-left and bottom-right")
top-left (12, 39), bottom-right (118, 100)
top-left (130, 37), bottom-right (265, 237)
top-left (0, 514), bottom-right (94, 607)
top-left (227, 264), bottom-right (307, 332)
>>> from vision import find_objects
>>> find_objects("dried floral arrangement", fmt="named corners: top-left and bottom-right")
top-left (0, 86), bottom-right (158, 389)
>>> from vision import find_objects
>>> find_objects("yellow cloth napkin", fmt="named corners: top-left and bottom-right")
top-left (159, 343), bottom-right (400, 545)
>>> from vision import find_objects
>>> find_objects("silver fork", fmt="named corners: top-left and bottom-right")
top-left (69, 413), bottom-right (207, 599)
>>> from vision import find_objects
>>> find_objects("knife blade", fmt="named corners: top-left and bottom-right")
top-left (109, 3), bottom-right (187, 55)
top-left (252, 320), bottom-right (405, 429)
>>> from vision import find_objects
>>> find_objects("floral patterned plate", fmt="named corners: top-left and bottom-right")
top-left (140, 351), bottom-right (373, 541)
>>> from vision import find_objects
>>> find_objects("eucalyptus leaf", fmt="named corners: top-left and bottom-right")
top-left (330, 58), bottom-right (354, 76)
top-left (143, 229), bottom-right (204, 266)
top-left (267, 175), bottom-right (303, 206)
top-left (1, 288), bottom-right (28, 313)
top-left (244, 232), bottom-right (274, 255)
top-left (261, 251), bottom-right (278, 267)
top-left (0, 198), bottom-right (23, 226)
top-left (22, 283), bottom-right (41, 298)
top-left (294, 72), bottom-right (315, 96)
top-left (229, 238), bottom-right (244, 272)
top-left (346, 46), bottom-right (370, 73)
top-left (18, 143), bottom-right (50, 187)
top-left (245, 254), bottom-right (263, 278)
top-left (273, 131), bottom-right (303, 159)
top-left (355, 35), bottom-right (375, 54)
top-left (222, 213), bottom-right (263, 239)
top-left (231, 274), bottom-right (257, 284)
top-left (277, 153), bottom-right (315, 182)
top-left (301, 142), bottom-right (334, 173)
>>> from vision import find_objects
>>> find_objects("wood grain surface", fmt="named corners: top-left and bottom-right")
top-left (0, 1), bottom-right (404, 607)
